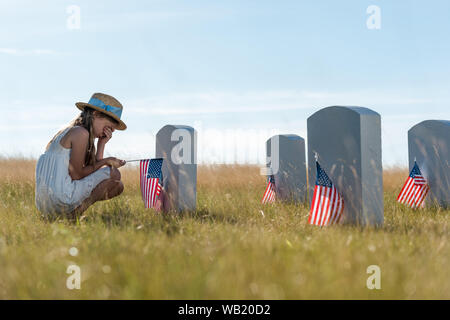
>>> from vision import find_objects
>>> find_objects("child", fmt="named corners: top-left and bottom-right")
top-left (35, 93), bottom-right (127, 220)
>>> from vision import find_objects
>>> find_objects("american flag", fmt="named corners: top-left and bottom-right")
top-left (261, 175), bottom-right (276, 204)
top-left (397, 161), bottom-right (429, 209)
top-left (308, 161), bottom-right (344, 226)
top-left (140, 158), bottom-right (163, 208)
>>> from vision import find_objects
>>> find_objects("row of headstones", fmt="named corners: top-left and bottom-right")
top-left (155, 106), bottom-right (449, 227)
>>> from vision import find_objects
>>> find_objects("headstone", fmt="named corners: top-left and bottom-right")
top-left (307, 106), bottom-right (383, 227)
top-left (408, 120), bottom-right (450, 208)
top-left (266, 134), bottom-right (307, 203)
top-left (155, 125), bottom-right (197, 212)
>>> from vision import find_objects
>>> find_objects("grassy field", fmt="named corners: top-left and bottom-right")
top-left (0, 158), bottom-right (448, 299)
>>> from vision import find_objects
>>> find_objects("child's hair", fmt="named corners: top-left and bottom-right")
top-left (46, 107), bottom-right (119, 166)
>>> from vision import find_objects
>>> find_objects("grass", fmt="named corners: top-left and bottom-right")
top-left (0, 158), bottom-right (448, 299)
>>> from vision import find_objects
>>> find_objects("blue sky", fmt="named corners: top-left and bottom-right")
top-left (1, 0), bottom-right (449, 165)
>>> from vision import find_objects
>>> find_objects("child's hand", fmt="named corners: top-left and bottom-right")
top-left (105, 157), bottom-right (126, 168)
top-left (98, 127), bottom-right (113, 145)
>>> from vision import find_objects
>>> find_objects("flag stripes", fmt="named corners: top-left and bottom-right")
top-left (308, 161), bottom-right (344, 226)
top-left (261, 175), bottom-right (276, 204)
top-left (140, 159), bottom-right (163, 208)
top-left (397, 162), bottom-right (429, 209)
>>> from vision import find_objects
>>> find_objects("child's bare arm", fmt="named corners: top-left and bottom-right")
top-left (68, 127), bottom-right (125, 180)
top-left (68, 127), bottom-right (106, 180)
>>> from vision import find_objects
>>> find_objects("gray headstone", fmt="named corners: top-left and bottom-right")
top-left (408, 120), bottom-right (450, 208)
top-left (266, 134), bottom-right (307, 203)
top-left (155, 125), bottom-right (197, 212)
top-left (307, 106), bottom-right (383, 227)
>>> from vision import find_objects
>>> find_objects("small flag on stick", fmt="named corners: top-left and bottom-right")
top-left (261, 175), bottom-right (276, 204)
top-left (140, 158), bottom-right (163, 208)
top-left (308, 161), bottom-right (344, 226)
top-left (397, 161), bottom-right (429, 209)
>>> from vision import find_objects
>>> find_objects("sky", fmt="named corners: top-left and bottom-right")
top-left (0, 0), bottom-right (449, 166)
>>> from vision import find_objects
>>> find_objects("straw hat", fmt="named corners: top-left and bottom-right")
top-left (75, 93), bottom-right (127, 130)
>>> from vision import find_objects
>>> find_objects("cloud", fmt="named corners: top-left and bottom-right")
top-left (0, 48), bottom-right (17, 54)
top-left (124, 90), bottom-right (444, 116)
top-left (0, 48), bottom-right (57, 56)
top-left (1, 89), bottom-right (447, 166)
top-left (80, 9), bottom-right (199, 32)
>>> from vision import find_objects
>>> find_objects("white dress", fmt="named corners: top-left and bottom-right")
top-left (35, 126), bottom-right (111, 215)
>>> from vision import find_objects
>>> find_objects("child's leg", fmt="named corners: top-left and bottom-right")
top-left (67, 167), bottom-right (124, 219)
